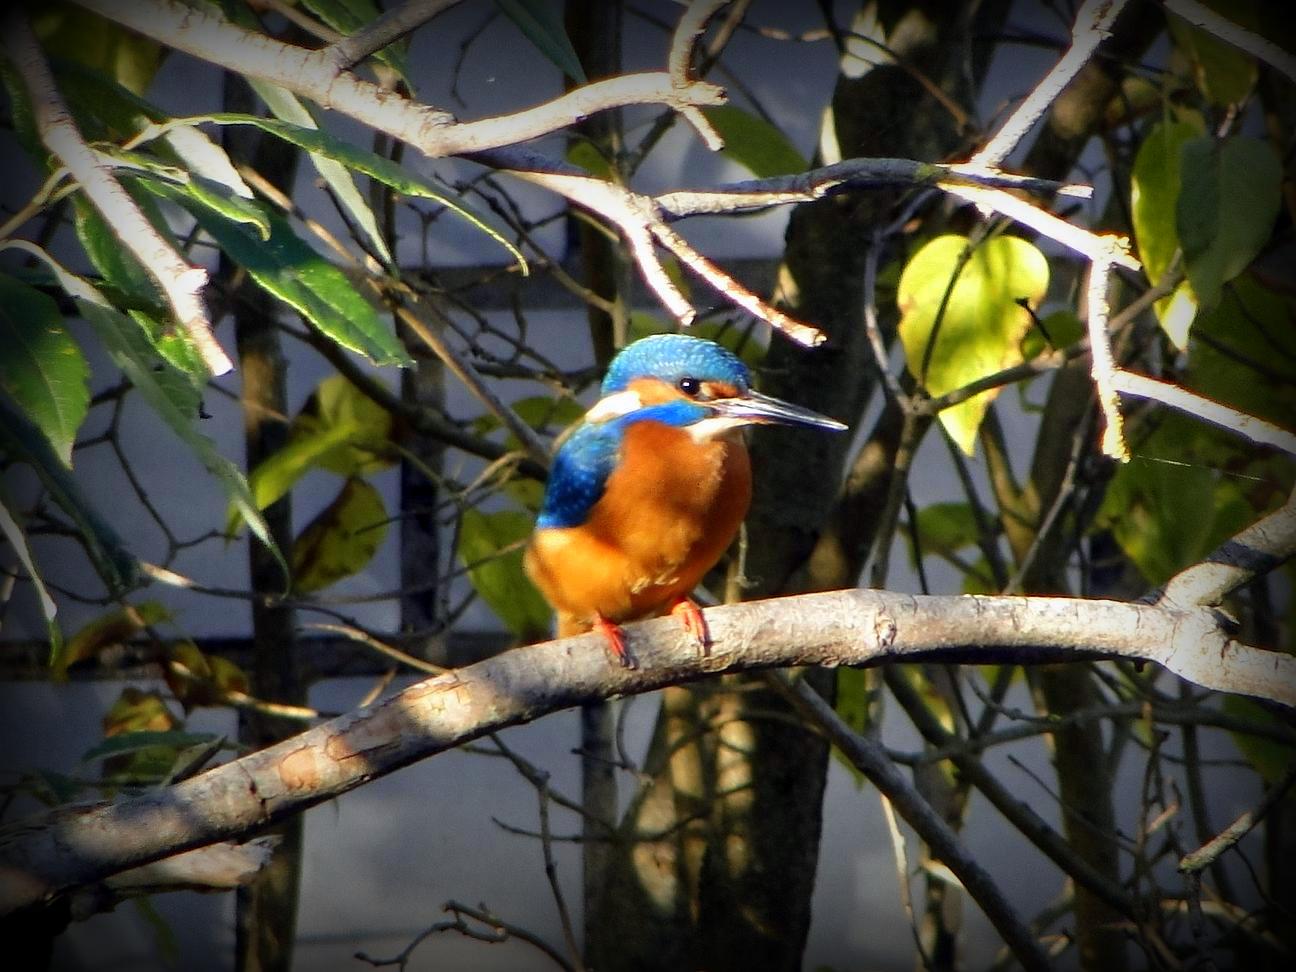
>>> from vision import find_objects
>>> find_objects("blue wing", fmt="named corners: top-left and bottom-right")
top-left (536, 420), bottom-right (622, 529)
top-left (535, 401), bottom-right (708, 529)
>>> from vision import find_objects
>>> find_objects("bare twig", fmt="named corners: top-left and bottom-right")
top-left (325, 0), bottom-right (466, 71)
top-left (1179, 760), bottom-right (1296, 874)
top-left (667, 0), bottom-right (731, 150)
top-left (971, 0), bottom-right (1130, 168)
top-left (1165, 0), bottom-right (1296, 84)
top-left (299, 621), bottom-right (447, 676)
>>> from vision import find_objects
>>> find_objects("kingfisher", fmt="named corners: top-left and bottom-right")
top-left (524, 333), bottom-right (847, 668)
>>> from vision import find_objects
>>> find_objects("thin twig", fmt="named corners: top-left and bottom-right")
top-left (769, 672), bottom-right (1052, 972)
top-left (325, 0), bottom-right (466, 71)
top-left (1165, 0), bottom-right (1296, 84)
top-left (971, 0), bottom-right (1130, 168)
top-left (1179, 760), bottom-right (1296, 874)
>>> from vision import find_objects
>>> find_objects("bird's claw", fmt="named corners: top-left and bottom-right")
top-left (671, 598), bottom-right (711, 657)
top-left (594, 615), bottom-right (637, 669)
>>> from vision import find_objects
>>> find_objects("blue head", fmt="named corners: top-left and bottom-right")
top-left (601, 333), bottom-right (750, 398)
top-left (535, 334), bottom-right (846, 529)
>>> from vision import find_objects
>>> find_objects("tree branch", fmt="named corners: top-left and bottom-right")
top-left (1, 9), bottom-right (232, 375)
top-left (1160, 483), bottom-right (1296, 610)
top-left (1, 589), bottom-right (1290, 916)
top-left (1164, 0), bottom-right (1296, 84)
top-left (970, 0), bottom-right (1130, 168)
top-left (323, 0), bottom-right (466, 72)
top-left (76, 0), bottom-right (725, 158)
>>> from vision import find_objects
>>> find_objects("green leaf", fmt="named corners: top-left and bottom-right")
top-left (0, 395), bottom-right (139, 597)
top-left (72, 195), bottom-right (165, 314)
top-left (121, 156), bottom-right (270, 239)
top-left (241, 83), bottom-right (395, 267)
top-left (229, 375), bottom-right (396, 534)
top-left (48, 57), bottom-right (160, 142)
top-left (295, 375), bottom-right (398, 476)
top-left (1097, 454), bottom-right (1256, 586)
top-left (898, 234), bottom-right (1049, 454)
top-left (1167, 4), bottom-right (1259, 106)
top-left (191, 205), bottom-right (413, 367)
top-left (1186, 276), bottom-right (1296, 431)
top-left (567, 139), bottom-right (613, 179)
top-left (292, 477), bottom-right (389, 593)
top-left (458, 508), bottom-right (551, 638)
top-left (960, 556), bottom-right (998, 595)
top-left (473, 394), bottom-right (585, 445)
top-left (913, 502), bottom-right (980, 559)
top-left (195, 112), bottom-right (526, 272)
top-left (229, 421), bottom-right (358, 536)
top-left (496, 0), bottom-right (587, 83)
top-left (832, 668), bottom-right (879, 788)
top-left (1020, 309), bottom-right (1085, 360)
top-left (72, 197), bottom-right (209, 384)
top-left (165, 641), bottom-right (250, 709)
top-left (1223, 694), bottom-right (1296, 788)
top-left (1177, 135), bottom-right (1282, 310)
top-left (701, 106), bottom-right (808, 178)
top-left (0, 274), bottom-right (89, 465)
top-left (1130, 118), bottom-right (1203, 342)
top-left (0, 489), bottom-right (61, 656)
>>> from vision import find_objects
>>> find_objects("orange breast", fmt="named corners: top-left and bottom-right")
top-left (524, 423), bottom-right (752, 634)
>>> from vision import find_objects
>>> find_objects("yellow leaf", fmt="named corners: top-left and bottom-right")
top-left (292, 477), bottom-right (389, 593)
top-left (898, 235), bottom-right (1049, 454)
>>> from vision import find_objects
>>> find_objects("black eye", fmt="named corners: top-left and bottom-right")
top-left (678, 377), bottom-right (701, 397)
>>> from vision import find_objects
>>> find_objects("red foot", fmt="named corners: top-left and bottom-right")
top-left (670, 598), bottom-right (710, 656)
top-left (593, 614), bottom-right (637, 669)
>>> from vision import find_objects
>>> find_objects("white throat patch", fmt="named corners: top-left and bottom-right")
top-left (584, 390), bottom-right (643, 422)
top-left (687, 416), bottom-right (749, 442)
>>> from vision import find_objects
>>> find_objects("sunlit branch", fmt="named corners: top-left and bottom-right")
top-left (1160, 483), bottom-right (1296, 610)
top-left (2, 588), bottom-right (1290, 916)
top-left (1112, 370), bottom-right (1296, 457)
top-left (1, 10), bottom-right (232, 375)
top-left (76, 0), bottom-right (726, 158)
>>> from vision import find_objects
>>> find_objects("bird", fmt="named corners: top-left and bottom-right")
top-left (524, 333), bottom-right (847, 668)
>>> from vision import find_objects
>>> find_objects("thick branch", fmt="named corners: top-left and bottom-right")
top-left (1, 589), bottom-right (1289, 916)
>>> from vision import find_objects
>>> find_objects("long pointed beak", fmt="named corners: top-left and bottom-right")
top-left (712, 389), bottom-right (847, 431)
